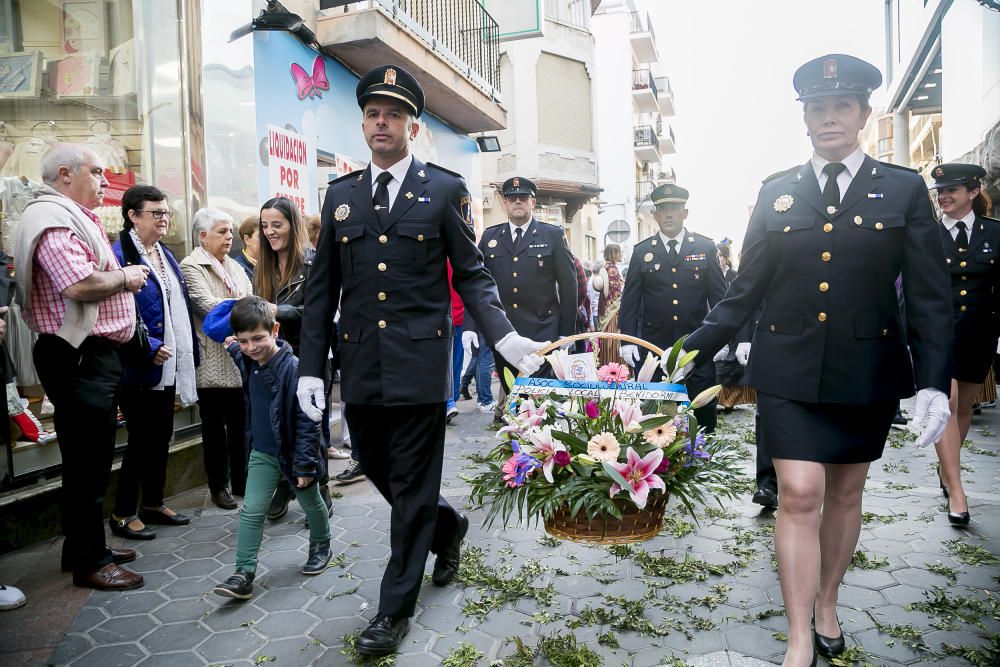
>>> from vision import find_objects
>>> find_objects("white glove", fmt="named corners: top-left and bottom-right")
top-left (712, 345), bottom-right (729, 362)
top-left (735, 342), bottom-right (751, 366)
top-left (462, 330), bottom-right (478, 350)
top-left (496, 332), bottom-right (549, 376)
top-left (620, 344), bottom-right (640, 367)
top-left (912, 388), bottom-right (950, 447)
top-left (297, 376), bottom-right (326, 423)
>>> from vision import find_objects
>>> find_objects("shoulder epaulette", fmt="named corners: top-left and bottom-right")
top-left (328, 170), bottom-right (361, 185)
top-left (980, 215), bottom-right (1000, 225)
top-left (426, 162), bottom-right (464, 179)
top-left (690, 231), bottom-right (714, 243)
top-left (539, 220), bottom-right (563, 229)
top-left (878, 161), bottom-right (918, 174)
top-left (762, 166), bottom-right (799, 184)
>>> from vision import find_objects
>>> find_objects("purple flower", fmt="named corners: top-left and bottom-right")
top-left (502, 442), bottom-right (542, 487)
top-left (654, 457), bottom-right (671, 474)
top-left (553, 450), bottom-right (571, 467)
top-left (585, 400), bottom-right (600, 419)
top-left (683, 438), bottom-right (711, 467)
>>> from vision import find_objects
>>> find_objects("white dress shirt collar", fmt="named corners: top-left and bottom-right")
top-left (509, 219), bottom-right (533, 239)
top-left (369, 154), bottom-right (413, 209)
top-left (659, 227), bottom-right (686, 250)
top-left (942, 210), bottom-right (976, 242)
top-left (811, 145), bottom-right (866, 183)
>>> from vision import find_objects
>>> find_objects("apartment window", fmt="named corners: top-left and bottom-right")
top-left (536, 52), bottom-right (593, 150)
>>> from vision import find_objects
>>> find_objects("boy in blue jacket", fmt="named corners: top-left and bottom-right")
top-left (213, 296), bottom-right (331, 599)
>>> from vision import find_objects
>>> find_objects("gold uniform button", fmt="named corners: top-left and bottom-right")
top-left (783, 225), bottom-right (791, 233)
top-left (671, 267), bottom-right (677, 273)
top-left (823, 223), bottom-right (833, 233)
top-left (854, 216), bottom-right (862, 225)
top-left (672, 283), bottom-right (678, 289)
top-left (417, 234), bottom-right (424, 241)
top-left (512, 303), bottom-right (518, 309)
top-left (513, 257), bottom-right (519, 262)
top-left (512, 272), bottom-right (518, 278)
top-left (341, 236), bottom-right (349, 244)
top-left (819, 282), bottom-right (829, 292)
top-left (818, 312), bottom-right (827, 322)
top-left (875, 222), bottom-right (884, 231)
top-left (672, 315), bottom-right (678, 321)
top-left (513, 288), bottom-right (518, 294)
top-left (378, 320), bottom-right (386, 328)
top-left (768, 324), bottom-right (776, 332)
top-left (821, 251), bottom-right (831, 262)
top-left (437, 329), bottom-right (443, 336)
top-left (378, 292), bottom-right (387, 301)
top-left (343, 333), bottom-right (349, 341)
top-left (378, 234), bottom-right (388, 244)
top-left (882, 329), bottom-right (889, 336)
top-left (960, 289), bottom-right (968, 296)
top-left (378, 262), bottom-right (387, 271)
top-left (960, 305), bottom-right (967, 312)
top-left (961, 276), bottom-right (967, 281)
top-left (960, 261), bottom-right (967, 268)
top-left (672, 299), bottom-right (679, 305)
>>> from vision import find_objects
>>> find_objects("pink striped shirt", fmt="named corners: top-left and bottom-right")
top-left (25, 205), bottom-right (135, 343)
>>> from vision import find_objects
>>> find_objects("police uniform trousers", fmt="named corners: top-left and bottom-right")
top-left (756, 392), bottom-right (896, 464)
top-left (343, 402), bottom-right (460, 618)
top-left (953, 315), bottom-right (997, 384)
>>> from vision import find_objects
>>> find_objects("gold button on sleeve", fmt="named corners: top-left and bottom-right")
top-left (417, 234), bottom-right (424, 241)
top-left (819, 282), bottom-right (829, 292)
top-left (818, 312), bottom-right (827, 322)
top-left (823, 223), bottom-right (833, 233)
top-left (821, 251), bottom-right (831, 262)
top-left (378, 320), bottom-right (387, 328)
top-left (341, 236), bottom-right (349, 244)
top-left (377, 292), bottom-right (387, 301)
top-left (378, 234), bottom-right (388, 244)
top-left (378, 262), bottom-right (387, 271)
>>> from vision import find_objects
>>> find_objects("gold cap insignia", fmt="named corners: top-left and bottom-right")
top-left (934, 167), bottom-right (944, 177)
top-left (512, 177), bottom-right (519, 188)
top-left (488, 239), bottom-right (498, 248)
top-left (823, 58), bottom-right (837, 79)
top-left (384, 68), bottom-right (397, 86)
top-left (773, 194), bottom-right (794, 213)
top-left (644, 252), bottom-right (654, 262)
top-left (664, 186), bottom-right (671, 194)
top-left (334, 204), bottom-right (350, 221)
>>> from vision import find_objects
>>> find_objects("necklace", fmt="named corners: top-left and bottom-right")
top-left (131, 229), bottom-right (172, 301)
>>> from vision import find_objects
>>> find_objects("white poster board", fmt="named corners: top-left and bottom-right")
top-left (484, 0), bottom-right (543, 41)
top-left (267, 124), bottom-right (315, 215)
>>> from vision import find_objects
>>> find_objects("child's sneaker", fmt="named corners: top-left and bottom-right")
top-left (302, 540), bottom-right (332, 575)
top-left (213, 570), bottom-right (254, 599)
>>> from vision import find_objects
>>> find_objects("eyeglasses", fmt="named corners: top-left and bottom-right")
top-left (140, 210), bottom-right (173, 220)
top-left (504, 194), bottom-right (532, 203)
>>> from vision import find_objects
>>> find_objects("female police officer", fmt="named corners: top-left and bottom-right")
top-left (929, 163), bottom-right (997, 527)
top-left (681, 54), bottom-right (952, 666)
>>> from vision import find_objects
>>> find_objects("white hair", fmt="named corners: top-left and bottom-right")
top-left (192, 207), bottom-right (233, 237)
top-left (40, 143), bottom-right (90, 185)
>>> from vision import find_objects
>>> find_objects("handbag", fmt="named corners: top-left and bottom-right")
top-left (119, 302), bottom-right (152, 363)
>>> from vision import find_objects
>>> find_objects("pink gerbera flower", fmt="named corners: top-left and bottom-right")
top-left (597, 362), bottom-right (630, 384)
top-left (609, 447), bottom-right (666, 509)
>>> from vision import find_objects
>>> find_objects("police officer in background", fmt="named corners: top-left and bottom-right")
top-left (618, 183), bottom-right (727, 432)
top-left (479, 176), bottom-right (577, 392)
top-left (681, 54), bottom-right (952, 667)
top-left (296, 64), bottom-right (546, 657)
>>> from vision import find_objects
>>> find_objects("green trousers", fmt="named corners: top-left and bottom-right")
top-left (236, 449), bottom-right (331, 573)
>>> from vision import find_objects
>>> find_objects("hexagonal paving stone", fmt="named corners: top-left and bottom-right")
top-left (431, 628), bottom-right (498, 659)
top-left (254, 586), bottom-right (315, 613)
top-left (136, 651), bottom-right (205, 667)
top-left (842, 567), bottom-right (898, 590)
top-left (152, 597), bottom-right (214, 624)
top-left (311, 616), bottom-right (367, 645)
top-left (128, 553), bottom-right (181, 573)
top-left (195, 627), bottom-right (266, 662)
top-left (67, 606), bottom-right (109, 633)
top-left (882, 584), bottom-right (930, 606)
top-left (181, 526), bottom-right (231, 544)
top-left (46, 632), bottom-right (94, 665)
top-left (103, 591), bottom-right (168, 616)
top-left (723, 623), bottom-right (787, 660)
top-left (415, 604), bottom-right (467, 633)
top-left (201, 600), bottom-right (266, 631)
top-left (139, 621), bottom-right (210, 654)
top-left (259, 549), bottom-right (305, 569)
top-left (89, 614), bottom-right (158, 644)
top-left (72, 643), bottom-right (147, 667)
top-left (168, 558), bottom-right (223, 579)
top-left (161, 576), bottom-right (217, 599)
top-left (253, 636), bottom-right (326, 664)
top-left (173, 541), bottom-right (225, 560)
top-left (252, 609), bottom-right (321, 639)
top-left (835, 584), bottom-right (887, 610)
top-left (854, 626), bottom-right (927, 663)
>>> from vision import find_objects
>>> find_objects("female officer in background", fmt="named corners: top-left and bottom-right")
top-left (682, 54), bottom-right (952, 667)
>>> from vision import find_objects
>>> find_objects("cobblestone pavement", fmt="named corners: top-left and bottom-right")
top-left (40, 399), bottom-right (1000, 666)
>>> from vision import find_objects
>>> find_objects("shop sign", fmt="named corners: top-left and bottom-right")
top-left (267, 124), bottom-right (311, 214)
top-left (534, 204), bottom-right (564, 226)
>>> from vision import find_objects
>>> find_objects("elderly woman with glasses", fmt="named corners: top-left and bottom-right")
top-left (109, 185), bottom-right (200, 539)
top-left (181, 208), bottom-right (253, 510)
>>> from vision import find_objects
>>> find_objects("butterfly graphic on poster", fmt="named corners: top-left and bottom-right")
top-left (290, 55), bottom-right (330, 100)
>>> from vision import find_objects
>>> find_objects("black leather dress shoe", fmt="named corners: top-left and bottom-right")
top-left (813, 616), bottom-right (845, 658)
top-left (356, 614), bottom-right (410, 656)
top-left (432, 514), bottom-right (469, 586)
top-left (139, 507), bottom-right (191, 526)
top-left (752, 486), bottom-right (778, 508)
top-left (109, 516), bottom-right (156, 540)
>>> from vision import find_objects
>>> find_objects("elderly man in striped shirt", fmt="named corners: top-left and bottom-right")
top-left (14, 143), bottom-right (150, 591)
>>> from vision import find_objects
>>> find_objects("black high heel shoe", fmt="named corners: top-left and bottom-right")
top-left (947, 497), bottom-right (971, 527)
top-left (937, 469), bottom-right (949, 499)
top-left (813, 614), bottom-right (845, 658)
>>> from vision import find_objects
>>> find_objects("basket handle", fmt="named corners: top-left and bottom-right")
top-left (533, 332), bottom-right (665, 358)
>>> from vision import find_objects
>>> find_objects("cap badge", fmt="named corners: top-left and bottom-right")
top-left (488, 239), bottom-right (498, 248)
top-left (934, 166), bottom-right (944, 177)
top-left (384, 68), bottom-right (397, 86)
top-left (664, 186), bottom-right (672, 194)
top-left (823, 58), bottom-right (838, 79)
top-left (644, 252), bottom-right (654, 262)
top-left (334, 204), bottom-right (350, 222)
top-left (773, 194), bottom-right (794, 213)
top-left (512, 177), bottom-right (519, 188)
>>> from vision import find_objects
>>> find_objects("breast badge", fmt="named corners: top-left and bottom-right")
top-left (643, 252), bottom-right (654, 262)
top-left (334, 204), bottom-right (350, 221)
top-left (488, 239), bottom-right (498, 248)
top-left (773, 195), bottom-right (794, 213)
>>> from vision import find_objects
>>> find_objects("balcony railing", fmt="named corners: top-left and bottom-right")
top-left (636, 179), bottom-right (655, 209)
top-left (654, 116), bottom-right (675, 146)
top-left (629, 10), bottom-right (656, 44)
top-left (634, 125), bottom-right (657, 148)
top-left (375, 0), bottom-right (501, 93)
top-left (632, 68), bottom-right (657, 98)
top-left (544, 0), bottom-right (590, 31)
top-left (653, 75), bottom-right (672, 98)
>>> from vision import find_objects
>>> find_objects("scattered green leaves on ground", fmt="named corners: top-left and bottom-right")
top-left (850, 550), bottom-right (889, 570)
top-left (441, 642), bottom-right (484, 667)
top-left (945, 539), bottom-right (999, 566)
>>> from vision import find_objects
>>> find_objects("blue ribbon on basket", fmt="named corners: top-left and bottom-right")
top-left (512, 377), bottom-right (690, 404)
top-left (202, 299), bottom-right (238, 342)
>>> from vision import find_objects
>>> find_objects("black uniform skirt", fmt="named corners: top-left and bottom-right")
top-left (757, 392), bottom-right (896, 464)
top-left (953, 315), bottom-right (997, 384)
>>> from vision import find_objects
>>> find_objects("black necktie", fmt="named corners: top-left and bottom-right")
top-left (373, 171), bottom-right (392, 221)
top-left (514, 226), bottom-right (523, 250)
top-left (956, 221), bottom-right (969, 254)
top-left (667, 239), bottom-right (678, 261)
top-left (822, 162), bottom-right (846, 210)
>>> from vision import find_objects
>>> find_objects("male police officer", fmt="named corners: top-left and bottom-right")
top-left (479, 176), bottom-right (577, 392)
top-left (297, 65), bottom-right (546, 657)
top-left (618, 184), bottom-right (727, 432)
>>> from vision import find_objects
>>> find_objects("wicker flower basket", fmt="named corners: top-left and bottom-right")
top-left (519, 332), bottom-right (674, 545)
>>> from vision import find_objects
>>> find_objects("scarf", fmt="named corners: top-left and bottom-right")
top-left (190, 245), bottom-right (239, 296)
